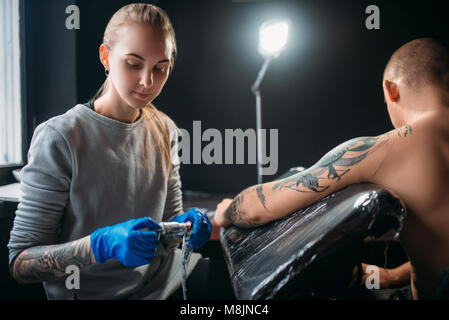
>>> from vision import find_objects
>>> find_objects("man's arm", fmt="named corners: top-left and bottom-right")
top-left (350, 261), bottom-right (411, 288)
top-left (12, 235), bottom-right (97, 284)
top-left (214, 127), bottom-right (411, 228)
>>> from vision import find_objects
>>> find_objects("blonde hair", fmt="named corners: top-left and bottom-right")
top-left (92, 3), bottom-right (177, 174)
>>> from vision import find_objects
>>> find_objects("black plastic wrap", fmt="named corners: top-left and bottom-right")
top-left (220, 183), bottom-right (405, 300)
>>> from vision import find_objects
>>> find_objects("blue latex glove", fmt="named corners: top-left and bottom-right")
top-left (90, 217), bottom-right (160, 267)
top-left (170, 208), bottom-right (212, 249)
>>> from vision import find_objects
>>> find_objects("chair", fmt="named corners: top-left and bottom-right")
top-left (220, 183), bottom-right (405, 300)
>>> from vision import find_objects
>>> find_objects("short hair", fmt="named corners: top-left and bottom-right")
top-left (383, 38), bottom-right (449, 92)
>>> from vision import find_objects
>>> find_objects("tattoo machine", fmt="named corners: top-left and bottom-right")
top-left (158, 221), bottom-right (193, 300)
top-left (157, 221), bottom-right (192, 236)
top-left (156, 221), bottom-right (192, 244)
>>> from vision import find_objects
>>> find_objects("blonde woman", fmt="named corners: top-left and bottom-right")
top-left (8, 3), bottom-right (211, 299)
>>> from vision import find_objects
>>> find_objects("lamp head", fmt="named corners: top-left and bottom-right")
top-left (258, 19), bottom-right (290, 58)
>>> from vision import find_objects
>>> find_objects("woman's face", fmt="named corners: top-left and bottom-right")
top-left (105, 23), bottom-right (173, 109)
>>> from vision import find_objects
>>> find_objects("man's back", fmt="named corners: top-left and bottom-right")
top-left (370, 109), bottom-right (449, 299)
top-left (213, 38), bottom-right (449, 300)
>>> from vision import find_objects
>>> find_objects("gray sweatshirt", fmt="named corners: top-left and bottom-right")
top-left (7, 103), bottom-right (200, 299)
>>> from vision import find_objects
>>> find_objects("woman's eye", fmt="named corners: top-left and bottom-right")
top-left (127, 61), bottom-right (141, 69)
top-left (155, 66), bottom-right (167, 73)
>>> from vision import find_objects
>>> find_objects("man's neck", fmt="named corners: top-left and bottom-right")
top-left (401, 88), bottom-right (449, 124)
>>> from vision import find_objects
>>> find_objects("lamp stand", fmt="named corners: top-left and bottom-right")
top-left (251, 57), bottom-right (272, 185)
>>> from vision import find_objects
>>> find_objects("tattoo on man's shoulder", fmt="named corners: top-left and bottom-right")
top-left (396, 125), bottom-right (413, 137)
top-left (256, 185), bottom-right (268, 210)
top-left (272, 136), bottom-right (383, 194)
top-left (385, 125), bottom-right (413, 138)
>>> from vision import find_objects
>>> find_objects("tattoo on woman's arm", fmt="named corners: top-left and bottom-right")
top-left (13, 235), bottom-right (96, 283)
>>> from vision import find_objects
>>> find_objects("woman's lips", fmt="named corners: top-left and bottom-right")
top-left (132, 91), bottom-right (150, 99)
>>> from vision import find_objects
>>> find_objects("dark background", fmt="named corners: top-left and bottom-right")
top-left (17, 0), bottom-right (449, 194)
top-left (1, 0), bottom-right (448, 300)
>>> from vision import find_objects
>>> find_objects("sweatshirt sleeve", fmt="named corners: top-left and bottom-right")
top-left (7, 123), bottom-right (72, 271)
top-left (162, 124), bottom-right (183, 221)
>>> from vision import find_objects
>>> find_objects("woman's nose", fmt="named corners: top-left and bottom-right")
top-left (140, 71), bottom-right (154, 88)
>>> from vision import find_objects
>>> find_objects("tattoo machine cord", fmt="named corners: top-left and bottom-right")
top-left (156, 221), bottom-right (193, 300)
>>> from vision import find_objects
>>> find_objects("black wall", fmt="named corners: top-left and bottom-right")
top-left (25, 0), bottom-right (449, 193)
top-left (22, 0), bottom-right (77, 149)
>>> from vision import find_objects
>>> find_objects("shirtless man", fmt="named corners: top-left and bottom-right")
top-left (213, 38), bottom-right (449, 300)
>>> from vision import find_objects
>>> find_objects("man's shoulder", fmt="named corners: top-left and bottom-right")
top-left (367, 119), bottom-right (449, 195)
top-left (382, 118), bottom-right (448, 154)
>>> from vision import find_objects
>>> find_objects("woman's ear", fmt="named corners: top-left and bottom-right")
top-left (99, 44), bottom-right (110, 70)
top-left (384, 79), bottom-right (400, 102)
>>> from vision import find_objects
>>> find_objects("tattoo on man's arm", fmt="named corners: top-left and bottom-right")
top-left (273, 136), bottom-right (384, 194)
top-left (224, 189), bottom-right (259, 228)
top-left (13, 236), bottom-right (96, 283)
top-left (256, 185), bottom-right (268, 210)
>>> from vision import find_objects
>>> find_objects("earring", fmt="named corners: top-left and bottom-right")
top-left (103, 59), bottom-right (109, 76)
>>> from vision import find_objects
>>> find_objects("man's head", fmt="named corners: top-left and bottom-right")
top-left (383, 38), bottom-right (449, 127)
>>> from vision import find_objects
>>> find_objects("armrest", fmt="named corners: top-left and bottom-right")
top-left (219, 183), bottom-right (405, 300)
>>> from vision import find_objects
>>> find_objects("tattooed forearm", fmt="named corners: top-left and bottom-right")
top-left (223, 194), bottom-right (244, 226)
top-left (256, 185), bottom-right (268, 210)
top-left (223, 188), bottom-right (259, 228)
top-left (13, 235), bottom-right (96, 284)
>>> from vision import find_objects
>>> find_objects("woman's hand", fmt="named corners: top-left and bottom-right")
top-left (90, 217), bottom-right (160, 267)
top-left (170, 208), bottom-right (212, 249)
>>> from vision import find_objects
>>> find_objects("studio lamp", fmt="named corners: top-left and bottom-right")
top-left (251, 20), bottom-right (290, 184)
